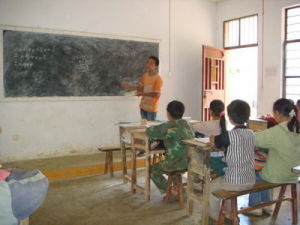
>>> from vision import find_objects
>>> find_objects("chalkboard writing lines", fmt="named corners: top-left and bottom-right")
top-left (13, 49), bottom-right (49, 70)
top-left (15, 47), bottom-right (54, 53)
top-left (72, 55), bottom-right (93, 73)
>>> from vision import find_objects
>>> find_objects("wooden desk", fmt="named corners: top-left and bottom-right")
top-left (119, 123), bottom-right (146, 182)
top-left (118, 120), bottom-right (200, 183)
top-left (247, 119), bottom-right (268, 132)
top-left (182, 139), bottom-right (214, 225)
top-left (128, 129), bottom-right (165, 201)
top-left (118, 121), bottom-right (163, 183)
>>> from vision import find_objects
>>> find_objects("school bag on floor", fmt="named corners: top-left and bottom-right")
top-left (0, 169), bottom-right (48, 225)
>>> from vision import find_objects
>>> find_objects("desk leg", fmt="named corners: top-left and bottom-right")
top-left (187, 168), bottom-right (194, 216)
top-left (119, 127), bottom-right (127, 183)
top-left (202, 168), bottom-right (210, 225)
top-left (131, 146), bottom-right (137, 194)
top-left (145, 153), bottom-right (151, 201)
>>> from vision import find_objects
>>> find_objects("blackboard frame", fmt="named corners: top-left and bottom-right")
top-left (0, 25), bottom-right (160, 102)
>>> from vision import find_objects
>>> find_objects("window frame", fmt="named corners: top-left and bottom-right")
top-left (223, 14), bottom-right (258, 50)
top-left (283, 5), bottom-right (300, 98)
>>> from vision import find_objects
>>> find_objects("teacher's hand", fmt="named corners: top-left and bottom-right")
top-left (121, 82), bottom-right (130, 89)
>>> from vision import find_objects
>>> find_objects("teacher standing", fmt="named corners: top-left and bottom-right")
top-left (121, 56), bottom-right (163, 121)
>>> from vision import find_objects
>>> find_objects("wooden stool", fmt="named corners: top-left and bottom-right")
top-left (98, 145), bottom-right (130, 177)
top-left (162, 169), bottom-right (187, 208)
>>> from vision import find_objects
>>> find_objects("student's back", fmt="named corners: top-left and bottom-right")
top-left (255, 122), bottom-right (300, 183)
top-left (147, 119), bottom-right (194, 165)
top-left (216, 125), bottom-right (255, 184)
top-left (146, 100), bottom-right (194, 194)
top-left (213, 99), bottom-right (256, 186)
top-left (248, 98), bottom-right (300, 214)
top-left (165, 119), bottom-right (194, 158)
top-left (209, 100), bottom-right (255, 220)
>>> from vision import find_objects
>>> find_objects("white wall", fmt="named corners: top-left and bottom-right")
top-left (0, 0), bottom-right (216, 162)
top-left (216, 0), bottom-right (300, 116)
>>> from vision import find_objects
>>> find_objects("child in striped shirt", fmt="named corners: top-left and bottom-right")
top-left (209, 100), bottom-right (256, 221)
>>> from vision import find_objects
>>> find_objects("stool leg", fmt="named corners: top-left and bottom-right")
top-left (273, 185), bottom-right (287, 218)
top-left (108, 152), bottom-right (114, 177)
top-left (291, 184), bottom-right (298, 224)
top-left (165, 175), bottom-right (173, 202)
top-left (231, 197), bottom-right (238, 225)
top-left (104, 153), bottom-right (108, 174)
top-left (176, 174), bottom-right (184, 208)
top-left (217, 200), bottom-right (226, 225)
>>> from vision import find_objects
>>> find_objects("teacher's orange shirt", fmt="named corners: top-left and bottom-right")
top-left (140, 73), bottom-right (163, 112)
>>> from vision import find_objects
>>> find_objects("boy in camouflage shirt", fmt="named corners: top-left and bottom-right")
top-left (146, 100), bottom-right (194, 193)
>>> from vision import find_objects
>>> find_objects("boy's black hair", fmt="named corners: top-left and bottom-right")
top-left (297, 99), bottom-right (300, 106)
top-left (167, 100), bottom-right (185, 119)
top-left (149, 56), bottom-right (159, 66)
top-left (210, 100), bottom-right (226, 133)
top-left (273, 98), bottom-right (299, 133)
top-left (227, 100), bottom-right (250, 124)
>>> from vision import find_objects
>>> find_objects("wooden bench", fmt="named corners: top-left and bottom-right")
top-left (98, 145), bottom-right (131, 177)
top-left (213, 182), bottom-right (298, 225)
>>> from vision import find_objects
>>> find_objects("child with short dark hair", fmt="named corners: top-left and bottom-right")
top-left (247, 98), bottom-right (300, 216)
top-left (209, 100), bottom-right (256, 220)
top-left (146, 100), bottom-right (194, 194)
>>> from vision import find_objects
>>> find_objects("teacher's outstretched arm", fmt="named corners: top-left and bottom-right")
top-left (121, 82), bottom-right (143, 92)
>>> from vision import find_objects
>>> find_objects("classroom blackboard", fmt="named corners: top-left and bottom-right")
top-left (2, 29), bottom-right (159, 97)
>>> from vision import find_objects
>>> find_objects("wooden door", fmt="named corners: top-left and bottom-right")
top-left (202, 45), bottom-right (225, 121)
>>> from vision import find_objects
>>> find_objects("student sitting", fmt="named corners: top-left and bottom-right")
top-left (193, 99), bottom-right (227, 176)
top-left (146, 100), bottom-right (194, 194)
top-left (193, 99), bottom-right (226, 137)
top-left (209, 100), bottom-right (256, 220)
top-left (247, 98), bottom-right (300, 216)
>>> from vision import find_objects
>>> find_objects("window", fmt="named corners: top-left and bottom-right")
top-left (284, 6), bottom-right (300, 102)
top-left (224, 15), bottom-right (258, 49)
